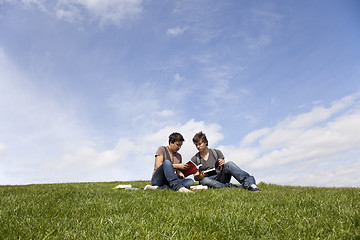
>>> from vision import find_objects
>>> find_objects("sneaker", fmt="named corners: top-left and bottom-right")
top-left (177, 187), bottom-right (194, 193)
top-left (250, 187), bottom-right (261, 192)
top-left (144, 185), bottom-right (158, 190)
top-left (247, 184), bottom-right (261, 192)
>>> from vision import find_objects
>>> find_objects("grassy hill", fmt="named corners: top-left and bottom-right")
top-left (0, 181), bottom-right (359, 239)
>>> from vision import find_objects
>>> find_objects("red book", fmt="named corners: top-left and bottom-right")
top-left (180, 161), bottom-right (201, 177)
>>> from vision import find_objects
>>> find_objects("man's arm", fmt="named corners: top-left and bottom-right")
top-left (217, 158), bottom-right (225, 168)
top-left (194, 171), bottom-right (206, 181)
top-left (155, 155), bottom-right (188, 178)
top-left (173, 152), bottom-right (189, 171)
top-left (214, 149), bottom-right (225, 168)
top-left (173, 163), bottom-right (189, 170)
top-left (154, 155), bottom-right (164, 170)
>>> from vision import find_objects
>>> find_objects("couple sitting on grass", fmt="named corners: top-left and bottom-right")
top-left (144, 131), bottom-right (260, 193)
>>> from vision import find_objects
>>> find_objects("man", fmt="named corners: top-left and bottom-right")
top-left (191, 131), bottom-right (260, 192)
top-left (144, 132), bottom-right (194, 193)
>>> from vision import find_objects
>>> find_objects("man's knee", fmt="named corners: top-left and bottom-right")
top-left (183, 179), bottom-right (194, 188)
top-left (200, 177), bottom-right (212, 185)
top-left (225, 161), bottom-right (237, 168)
top-left (163, 159), bottom-right (172, 166)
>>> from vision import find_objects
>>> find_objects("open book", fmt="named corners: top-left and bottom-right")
top-left (180, 161), bottom-right (202, 177)
top-left (204, 168), bottom-right (216, 176)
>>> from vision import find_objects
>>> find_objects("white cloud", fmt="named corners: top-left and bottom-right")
top-left (202, 66), bottom-right (241, 108)
top-left (156, 110), bottom-right (174, 118)
top-left (174, 73), bottom-right (184, 82)
top-left (0, 47), bottom-right (224, 186)
top-left (240, 128), bottom-right (270, 147)
top-left (39, 119), bottom-right (223, 183)
top-left (19, 0), bottom-right (48, 12)
top-left (220, 92), bottom-right (360, 187)
top-left (245, 34), bottom-right (271, 50)
top-left (59, 0), bottom-right (143, 26)
top-left (283, 94), bottom-right (356, 129)
top-left (2, 46), bottom-right (359, 187)
top-left (108, 81), bottom-right (161, 125)
top-left (1, 47), bottom-right (222, 184)
top-left (15, 0), bottom-right (143, 26)
top-left (0, 47), bottom-right (94, 184)
top-left (250, 9), bottom-right (283, 29)
top-left (0, 143), bottom-right (6, 155)
top-left (167, 26), bottom-right (188, 36)
top-left (241, 8), bottom-right (283, 51)
top-left (46, 138), bottom-right (137, 170)
top-left (142, 119), bottom-right (223, 161)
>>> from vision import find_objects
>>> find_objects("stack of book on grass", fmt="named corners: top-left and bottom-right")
top-left (190, 185), bottom-right (208, 191)
top-left (113, 184), bottom-right (139, 190)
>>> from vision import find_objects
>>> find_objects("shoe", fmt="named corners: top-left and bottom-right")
top-left (177, 187), bottom-right (194, 193)
top-left (247, 184), bottom-right (261, 192)
top-left (144, 185), bottom-right (158, 190)
top-left (250, 187), bottom-right (261, 192)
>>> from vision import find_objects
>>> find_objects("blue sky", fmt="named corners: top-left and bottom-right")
top-left (0, 0), bottom-right (359, 187)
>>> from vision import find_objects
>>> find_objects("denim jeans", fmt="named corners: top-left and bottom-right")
top-left (200, 161), bottom-right (255, 189)
top-left (151, 160), bottom-right (194, 191)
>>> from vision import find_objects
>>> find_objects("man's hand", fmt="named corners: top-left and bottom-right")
top-left (177, 171), bottom-right (185, 179)
top-left (218, 158), bottom-right (225, 168)
top-left (200, 171), bottom-right (207, 178)
top-left (174, 163), bottom-right (189, 171)
top-left (194, 171), bottom-right (206, 181)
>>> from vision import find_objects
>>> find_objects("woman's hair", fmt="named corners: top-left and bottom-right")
top-left (192, 131), bottom-right (208, 146)
top-left (168, 132), bottom-right (185, 144)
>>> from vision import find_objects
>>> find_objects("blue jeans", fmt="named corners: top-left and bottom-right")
top-left (151, 160), bottom-right (194, 191)
top-left (200, 161), bottom-right (256, 189)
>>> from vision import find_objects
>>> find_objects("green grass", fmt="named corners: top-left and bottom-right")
top-left (0, 181), bottom-right (359, 239)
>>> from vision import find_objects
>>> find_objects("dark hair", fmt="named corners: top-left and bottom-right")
top-left (192, 131), bottom-right (208, 146)
top-left (168, 132), bottom-right (185, 144)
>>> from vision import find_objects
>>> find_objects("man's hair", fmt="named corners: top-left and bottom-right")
top-left (192, 131), bottom-right (208, 146)
top-left (168, 132), bottom-right (185, 144)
